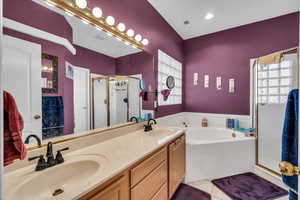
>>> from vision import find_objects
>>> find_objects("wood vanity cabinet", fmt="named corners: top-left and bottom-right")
top-left (168, 135), bottom-right (186, 199)
top-left (79, 134), bottom-right (185, 200)
top-left (81, 173), bottom-right (130, 200)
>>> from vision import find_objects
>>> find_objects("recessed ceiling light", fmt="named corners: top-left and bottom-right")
top-left (204, 12), bottom-right (214, 20)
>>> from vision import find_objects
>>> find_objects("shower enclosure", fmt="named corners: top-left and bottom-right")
top-left (252, 49), bottom-right (299, 175)
top-left (91, 75), bottom-right (142, 129)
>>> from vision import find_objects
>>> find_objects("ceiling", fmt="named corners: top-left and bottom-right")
top-left (147, 0), bottom-right (299, 40)
top-left (33, 0), bottom-right (141, 58)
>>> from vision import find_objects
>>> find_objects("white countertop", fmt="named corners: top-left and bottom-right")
top-left (4, 126), bottom-right (184, 200)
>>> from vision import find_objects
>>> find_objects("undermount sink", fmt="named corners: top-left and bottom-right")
top-left (5, 154), bottom-right (108, 200)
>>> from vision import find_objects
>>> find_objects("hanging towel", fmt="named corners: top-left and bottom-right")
top-left (139, 91), bottom-right (148, 101)
top-left (42, 96), bottom-right (64, 139)
top-left (161, 89), bottom-right (171, 101)
top-left (3, 91), bottom-right (27, 166)
top-left (282, 89), bottom-right (298, 200)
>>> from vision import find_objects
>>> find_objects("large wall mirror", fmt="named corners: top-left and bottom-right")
top-left (2, 0), bottom-right (155, 148)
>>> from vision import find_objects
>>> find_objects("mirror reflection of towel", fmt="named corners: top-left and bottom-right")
top-left (161, 89), bottom-right (171, 101)
top-left (42, 96), bottom-right (64, 139)
top-left (3, 91), bottom-right (27, 166)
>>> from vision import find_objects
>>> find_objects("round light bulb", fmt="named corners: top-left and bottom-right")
top-left (117, 23), bottom-right (126, 32)
top-left (127, 29), bottom-right (134, 37)
top-left (106, 16), bottom-right (115, 26)
top-left (75, 0), bottom-right (87, 9)
top-left (43, 66), bottom-right (48, 71)
top-left (92, 7), bottom-right (102, 18)
top-left (135, 34), bottom-right (142, 42)
top-left (142, 39), bottom-right (149, 46)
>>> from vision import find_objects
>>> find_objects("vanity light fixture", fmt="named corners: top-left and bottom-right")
top-left (142, 39), bottom-right (149, 46)
top-left (127, 29), bottom-right (135, 37)
top-left (117, 23), bottom-right (126, 32)
top-left (204, 12), bottom-right (214, 20)
top-left (75, 0), bottom-right (87, 9)
top-left (92, 7), bottom-right (102, 18)
top-left (135, 34), bottom-right (142, 42)
top-left (42, 0), bottom-right (150, 51)
top-left (106, 32), bottom-right (113, 37)
top-left (82, 19), bottom-right (89, 25)
top-left (106, 16), bottom-right (115, 26)
top-left (45, 1), bottom-right (55, 7)
top-left (96, 26), bottom-right (103, 31)
top-left (66, 11), bottom-right (74, 16)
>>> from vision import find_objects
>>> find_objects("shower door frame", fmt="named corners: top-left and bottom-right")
top-left (252, 52), bottom-right (299, 177)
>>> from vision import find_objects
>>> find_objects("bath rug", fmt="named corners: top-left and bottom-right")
top-left (212, 172), bottom-right (288, 200)
top-left (171, 183), bottom-right (211, 200)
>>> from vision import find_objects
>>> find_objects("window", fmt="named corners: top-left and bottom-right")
top-left (257, 60), bottom-right (294, 104)
top-left (158, 50), bottom-right (182, 106)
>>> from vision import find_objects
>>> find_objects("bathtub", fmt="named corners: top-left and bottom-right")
top-left (185, 127), bottom-right (256, 182)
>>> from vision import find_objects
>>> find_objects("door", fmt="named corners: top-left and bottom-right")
top-left (2, 35), bottom-right (42, 141)
top-left (91, 75), bottom-right (108, 129)
top-left (169, 135), bottom-right (186, 198)
top-left (256, 54), bottom-right (299, 174)
top-left (73, 66), bottom-right (90, 134)
top-left (128, 76), bottom-right (141, 119)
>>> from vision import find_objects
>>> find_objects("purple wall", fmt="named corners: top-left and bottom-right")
top-left (3, 0), bottom-right (72, 42)
top-left (116, 52), bottom-right (155, 110)
top-left (88, 0), bottom-right (184, 117)
top-left (183, 12), bottom-right (299, 115)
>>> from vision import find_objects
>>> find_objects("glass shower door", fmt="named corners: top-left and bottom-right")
top-left (256, 53), bottom-right (299, 174)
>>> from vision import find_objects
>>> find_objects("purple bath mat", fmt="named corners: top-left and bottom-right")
top-left (212, 172), bottom-right (288, 200)
top-left (171, 184), bottom-right (211, 200)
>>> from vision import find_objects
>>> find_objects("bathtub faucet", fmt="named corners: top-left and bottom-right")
top-left (202, 118), bottom-right (208, 127)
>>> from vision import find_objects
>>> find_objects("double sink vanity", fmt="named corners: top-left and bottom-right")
top-left (4, 124), bottom-right (186, 200)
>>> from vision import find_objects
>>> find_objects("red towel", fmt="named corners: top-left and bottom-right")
top-left (4, 91), bottom-right (27, 166)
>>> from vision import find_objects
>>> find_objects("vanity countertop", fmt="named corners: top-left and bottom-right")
top-left (4, 126), bottom-right (185, 200)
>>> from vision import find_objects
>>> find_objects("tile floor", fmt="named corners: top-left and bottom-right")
top-left (187, 179), bottom-right (288, 200)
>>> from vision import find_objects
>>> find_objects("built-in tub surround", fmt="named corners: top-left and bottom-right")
top-left (185, 127), bottom-right (255, 182)
top-left (157, 112), bottom-right (255, 181)
top-left (4, 124), bottom-right (185, 199)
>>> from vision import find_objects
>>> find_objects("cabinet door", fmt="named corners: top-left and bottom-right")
top-left (89, 174), bottom-right (129, 200)
top-left (168, 135), bottom-right (186, 198)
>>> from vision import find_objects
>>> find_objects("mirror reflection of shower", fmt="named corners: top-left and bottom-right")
top-left (253, 50), bottom-right (299, 174)
top-left (91, 75), bottom-right (142, 129)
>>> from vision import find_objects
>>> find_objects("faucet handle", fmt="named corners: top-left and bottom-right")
top-left (28, 155), bottom-right (49, 171)
top-left (28, 155), bottom-right (43, 161)
top-left (55, 147), bottom-right (70, 164)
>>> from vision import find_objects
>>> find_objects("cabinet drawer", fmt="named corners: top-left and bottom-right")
top-left (151, 183), bottom-right (168, 200)
top-left (131, 147), bottom-right (167, 187)
top-left (131, 161), bottom-right (168, 200)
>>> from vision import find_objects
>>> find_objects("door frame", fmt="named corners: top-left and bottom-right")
top-left (72, 65), bottom-right (90, 134)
